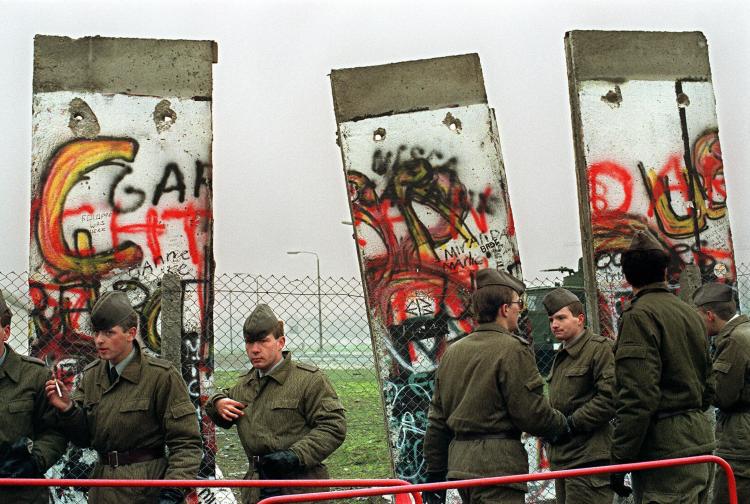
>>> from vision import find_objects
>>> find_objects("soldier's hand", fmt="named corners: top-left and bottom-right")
top-left (261, 450), bottom-right (302, 476)
top-left (0, 437), bottom-right (42, 478)
top-left (44, 379), bottom-right (73, 412)
top-left (609, 472), bottom-right (632, 497)
top-left (215, 398), bottom-right (246, 422)
top-left (422, 471), bottom-right (447, 504)
top-left (157, 487), bottom-right (186, 504)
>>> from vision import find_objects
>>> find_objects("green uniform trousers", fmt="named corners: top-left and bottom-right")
top-left (241, 465), bottom-right (330, 504)
top-left (712, 459), bottom-right (750, 504)
top-left (632, 464), bottom-right (710, 504)
top-left (456, 484), bottom-right (524, 504)
top-left (554, 472), bottom-right (612, 504)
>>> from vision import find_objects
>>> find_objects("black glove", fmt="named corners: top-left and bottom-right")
top-left (0, 438), bottom-right (41, 478)
top-left (261, 450), bottom-right (303, 478)
top-left (609, 472), bottom-right (632, 498)
top-left (259, 486), bottom-right (284, 500)
top-left (548, 416), bottom-right (575, 445)
top-left (157, 488), bottom-right (186, 504)
top-left (422, 471), bottom-right (447, 504)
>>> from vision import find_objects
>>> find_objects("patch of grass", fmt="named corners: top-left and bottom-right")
top-left (211, 368), bottom-right (392, 500)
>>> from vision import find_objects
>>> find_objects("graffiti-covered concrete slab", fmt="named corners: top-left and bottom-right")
top-left (331, 54), bottom-right (527, 484)
top-left (30, 35), bottom-right (229, 503)
top-left (566, 31), bottom-right (737, 336)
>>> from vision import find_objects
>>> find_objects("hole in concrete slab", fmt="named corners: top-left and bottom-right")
top-left (677, 93), bottom-right (690, 108)
top-left (601, 85), bottom-right (623, 108)
top-left (68, 98), bottom-right (100, 138)
top-left (373, 128), bottom-right (386, 142)
top-left (153, 99), bottom-right (177, 132)
top-left (442, 112), bottom-right (462, 133)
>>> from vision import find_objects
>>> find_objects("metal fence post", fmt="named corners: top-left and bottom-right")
top-left (161, 273), bottom-right (182, 370)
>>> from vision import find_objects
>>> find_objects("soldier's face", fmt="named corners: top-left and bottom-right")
top-left (95, 325), bottom-right (136, 364)
top-left (0, 325), bottom-right (9, 357)
top-left (696, 308), bottom-right (718, 336)
top-left (549, 307), bottom-right (584, 342)
top-left (246, 334), bottom-right (285, 372)
top-left (503, 292), bottom-right (524, 331)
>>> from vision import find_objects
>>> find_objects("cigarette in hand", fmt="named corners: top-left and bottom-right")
top-left (54, 379), bottom-right (63, 397)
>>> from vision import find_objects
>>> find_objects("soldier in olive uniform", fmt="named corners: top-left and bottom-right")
top-left (693, 282), bottom-right (750, 503)
top-left (543, 288), bottom-right (614, 503)
top-left (205, 304), bottom-right (346, 504)
top-left (45, 291), bottom-right (203, 504)
top-left (611, 231), bottom-right (714, 503)
top-left (0, 291), bottom-right (67, 503)
top-left (423, 269), bottom-right (569, 504)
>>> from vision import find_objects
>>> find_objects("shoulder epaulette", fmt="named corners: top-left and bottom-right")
top-left (295, 361), bottom-right (319, 372)
top-left (511, 333), bottom-right (531, 346)
top-left (20, 355), bottom-right (45, 366)
top-left (83, 359), bottom-right (102, 371)
top-left (591, 334), bottom-right (609, 343)
top-left (147, 357), bottom-right (172, 370)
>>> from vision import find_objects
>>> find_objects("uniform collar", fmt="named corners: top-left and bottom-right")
top-left (560, 329), bottom-right (590, 358)
top-left (97, 344), bottom-right (143, 388)
top-left (251, 351), bottom-right (293, 385)
top-left (634, 282), bottom-right (670, 298)
top-left (473, 322), bottom-right (528, 345)
top-left (0, 344), bottom-right (22, 382)
top-left (715, 314), bottom-right (749, 346)
top-left (109, 346), bottom-right (137, 377)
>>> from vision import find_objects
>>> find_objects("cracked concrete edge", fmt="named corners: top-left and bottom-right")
top-left (34, 35), bottom-right (218, 98)
top-left (565, 30), bottom-right (712, 82)
top-left (330, 53), bottom-right (487, 123)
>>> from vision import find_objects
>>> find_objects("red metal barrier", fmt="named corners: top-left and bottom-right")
top-left (0, 477), bottom-right (421, 504)
top-left (256, 455), bottom-right (737, 504)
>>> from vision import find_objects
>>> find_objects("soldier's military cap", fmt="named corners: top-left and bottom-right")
top-left (0, 290), bottom-right (9, 319)
top-left (475, 268), bottom-right (525, 294)
top-left (693, 282), bottom-right (735, 306)
top-left (90, 291), bottom-right (136, 331)
top-left (243, 304), bottom-right (279, 342)
top-left (542, 288), bottom-right (580, 316)
top-left (628, 230), bottom-right (665, 253)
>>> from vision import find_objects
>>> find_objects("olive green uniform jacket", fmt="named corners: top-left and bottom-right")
top-left (612, 282), bottom-right (714, 464)
top-left (206, 352), bottom-right (346, 504)
top-left (0, 345), bottom-right (67, 503)
top-left (423, 322), bottom-right (567, 491)
top-left (547, 329), bottom-right (615, 470)
top-left (57, 347), bottom-right (203, 504)
top-left (711, 314), bottom-right (750, 490)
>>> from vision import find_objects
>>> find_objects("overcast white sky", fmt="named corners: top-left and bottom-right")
top-left (1, 0), bottom-right (748, 281)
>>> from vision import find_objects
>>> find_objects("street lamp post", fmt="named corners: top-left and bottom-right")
top-left (287, 250), bottom-right (323, 351)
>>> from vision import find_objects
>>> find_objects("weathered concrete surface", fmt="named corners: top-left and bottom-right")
top-left (330, 53), bottom-right (486, 122)
top-left (31, 35), bottom-right (221, 504)
top-left (161, 273), bottom-right (182, 370)
top-left (565, 30), bottom-right (711, 82)
top-left (34, 35), bottom-right (218, 98)
top-left (566, 30), bottom-right (735, 337)
top-left (331, 54), bottom-right (552, 496)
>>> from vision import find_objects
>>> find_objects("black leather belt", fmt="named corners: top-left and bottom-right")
top-left (454, 430), bottom-right (521, 441)
top-left (655, 408), bottom-right (700, 420)
top-left (98, 447), bottom-right (165, 467)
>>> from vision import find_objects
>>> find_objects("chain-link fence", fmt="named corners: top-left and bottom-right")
top-left (2, 265), bottom-right (749, 503)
